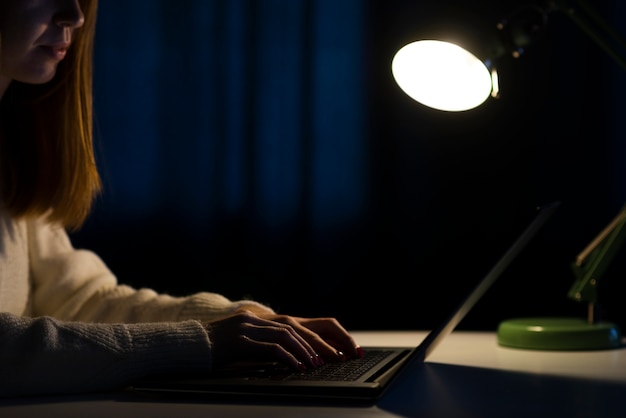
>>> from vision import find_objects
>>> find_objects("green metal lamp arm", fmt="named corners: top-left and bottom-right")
top-left (568, 205), bottom-right (626, 323)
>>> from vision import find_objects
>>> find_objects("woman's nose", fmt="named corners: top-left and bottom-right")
top-left (53, 0), bottom-right (85, 29)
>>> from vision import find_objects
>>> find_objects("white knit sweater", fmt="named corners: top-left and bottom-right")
top-left (0, 210), bottom-right (272, 397)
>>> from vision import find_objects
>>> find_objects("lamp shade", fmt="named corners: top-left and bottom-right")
top-left (391, 39), bottom-right (498, 112)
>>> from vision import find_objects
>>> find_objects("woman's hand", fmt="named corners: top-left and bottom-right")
top-left (204, 309), bottom-right (363, 372)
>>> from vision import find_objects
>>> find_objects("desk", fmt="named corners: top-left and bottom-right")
top-left (1, 331), bottom-right (625, 418)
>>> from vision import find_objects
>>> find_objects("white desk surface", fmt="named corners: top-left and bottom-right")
top-left (355, 330), bottom-right (626, 383)
top-left (2, 331), bottom-right (625, 418)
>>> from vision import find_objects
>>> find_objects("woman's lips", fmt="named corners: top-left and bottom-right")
top-left (40, 43), bottom-right (69, 60)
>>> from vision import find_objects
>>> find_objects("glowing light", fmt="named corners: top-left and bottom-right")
top-left (392, 40), bottom-right (495, 112)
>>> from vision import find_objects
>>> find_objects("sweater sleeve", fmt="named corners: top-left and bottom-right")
top-left (27, 216), bottom-right (274, 323)
top-left (0, 312), bottom-right (212, 397)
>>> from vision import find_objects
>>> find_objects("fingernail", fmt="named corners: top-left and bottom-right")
top-left (336, 351), bottom-right (347, 361)
top-left (356, 346), bottom-right (364, 358)
top-left (298, 361), bottom-right (307, 372)
top-left (312, 353), bottom-right (323, 367)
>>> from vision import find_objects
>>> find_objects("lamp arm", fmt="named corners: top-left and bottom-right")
top-left (568, 205), bottom-right (626, 323)
top-left (551, 0), bottom-right (626, 71)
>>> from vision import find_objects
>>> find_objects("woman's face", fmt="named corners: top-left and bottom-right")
top-left (0, 0), bottom-right (84, 86)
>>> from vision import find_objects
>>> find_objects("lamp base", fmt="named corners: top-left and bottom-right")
top-left (497, 317), bottom-right (622, 350)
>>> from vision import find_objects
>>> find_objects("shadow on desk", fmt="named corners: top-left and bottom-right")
top-left (378, 361), bottom-right (625, 418)
top-left (1, 361), bottom-right (624, 418)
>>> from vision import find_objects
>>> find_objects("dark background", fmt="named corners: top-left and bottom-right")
top-left (71, 0), bottom-right (626, 332)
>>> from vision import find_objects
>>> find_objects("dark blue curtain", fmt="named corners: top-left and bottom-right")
top-left (91, 0), bottom-right (367, 236)
top-left (78, 0), bottom-right (371, 315)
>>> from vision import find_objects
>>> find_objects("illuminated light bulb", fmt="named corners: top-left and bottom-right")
top-left (392, 40), bottom-right (496, 112)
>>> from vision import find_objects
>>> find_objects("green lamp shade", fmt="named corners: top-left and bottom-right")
top-left (497, 317), bottom-right (622, 350)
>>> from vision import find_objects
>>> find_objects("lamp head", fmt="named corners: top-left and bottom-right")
top-left (391, 39), bottom-right (499, 112)
top-left (391, 5), bottom-right (548, 112)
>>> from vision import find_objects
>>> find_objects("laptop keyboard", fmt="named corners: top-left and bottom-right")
top-left (289, 349), bottom-right (394, 381)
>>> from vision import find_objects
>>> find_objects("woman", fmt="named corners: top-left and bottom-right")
top-left (0, 0), bottom-right (362, 397)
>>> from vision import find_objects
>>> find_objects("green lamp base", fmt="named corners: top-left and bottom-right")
top-left (497, 317), bottom-right (622, 350)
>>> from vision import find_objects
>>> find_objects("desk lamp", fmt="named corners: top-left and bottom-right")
top-left (497, 206), bottom-right (626, 350)
top-left (391, 1), bottom-right (626, 349)
top-left (391, 0), bottom-right (626, 111)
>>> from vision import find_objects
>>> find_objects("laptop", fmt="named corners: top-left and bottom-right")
top-left (129, 201), bottom-right (560, 404)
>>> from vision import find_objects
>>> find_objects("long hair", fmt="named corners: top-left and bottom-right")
top-left (0, 0), bottom-right (101, 230)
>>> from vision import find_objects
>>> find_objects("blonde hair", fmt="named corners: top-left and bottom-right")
top-left (0, 0), bottom-right (101, 230)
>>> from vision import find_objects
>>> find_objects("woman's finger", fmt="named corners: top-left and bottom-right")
top-left (264, 315), bottom-right (362, 361)
top-left (240, 322), bottom-right (321, 369)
